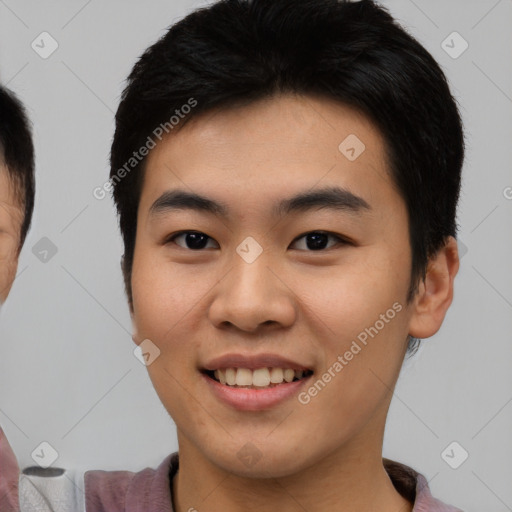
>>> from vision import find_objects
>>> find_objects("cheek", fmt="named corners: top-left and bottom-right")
top-left (130, 247), bottom-right (213, 349)
top-left (294, 249), bottom-right (409, 398)
top-left (130, 253), bottom-right (202, 417)
top-left (293, 279), bottom-right (408, 446)
top-left (305, 251), bottom-right (407, 337)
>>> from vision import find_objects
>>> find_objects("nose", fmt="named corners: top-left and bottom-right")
top-left (208, 249), bottom-right (296, 333)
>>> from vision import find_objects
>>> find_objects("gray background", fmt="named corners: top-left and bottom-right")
top-left (0, 1), bottom-right (511, 510)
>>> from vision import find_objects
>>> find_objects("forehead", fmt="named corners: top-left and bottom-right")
top-left (139, 94), bottom-right (397, 217)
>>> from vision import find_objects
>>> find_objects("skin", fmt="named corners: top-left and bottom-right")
top-left (0, 165), bottom-right (23, 304)
top-left (129, 93), bottom-right (459, 512)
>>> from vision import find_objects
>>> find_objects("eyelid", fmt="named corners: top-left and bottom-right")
top-left (164, 230), bottom-right (214, 244)
top-left (292, 230), bottom-right (352, 245)
top-left (165, 230), bottom-right (352, 250)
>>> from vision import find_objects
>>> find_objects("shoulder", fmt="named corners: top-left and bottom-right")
top-left (384, 458), bottom-right (465, 512)
top-left (19, 466), bottom-right (86, 512)
top-left (2, 423), bottom-right (86, 512)
top-left (2, 426), bottom-right (179, 512)
top-left (84, 452), bottom-right (178, 512)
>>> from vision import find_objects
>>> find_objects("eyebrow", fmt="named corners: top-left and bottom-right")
top-left (149, 185), bottom-right (371, 220)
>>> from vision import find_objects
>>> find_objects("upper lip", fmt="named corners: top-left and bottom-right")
top-left (202, 353), bottom-right (313, 371)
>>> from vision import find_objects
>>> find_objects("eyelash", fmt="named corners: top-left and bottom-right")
top-left (164, 230), bottom-right (351, 252)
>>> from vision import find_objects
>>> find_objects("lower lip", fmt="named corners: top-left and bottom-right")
top-left (201, 372), bottom-right (312, 411)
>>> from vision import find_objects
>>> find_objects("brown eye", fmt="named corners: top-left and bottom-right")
top-left (167, 231), bottom-right (218, 250)
top-left (290, 231), bottom-right (348, 251)
top-left (165, 230), bottom-right (349, 252)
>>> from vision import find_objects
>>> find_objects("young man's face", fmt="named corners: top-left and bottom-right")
top-left (130, 94), bottom-right (450, 477)
top-left (0, 166), bottom-right (23, 303)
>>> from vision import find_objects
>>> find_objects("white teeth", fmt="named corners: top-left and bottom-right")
top-left (212, 367), bottom-right (310, 387)
top-left (214, 369), bottom-right (226, 385)
top-left (235, 368), bottom-right (252, 386)
top-left (225, 368), bottom-right (236, 386)
top-left (283, 368), bottom-right (295, 383)
top-left (269, 367), bottom-right (284, 383)
top-left (252, 368), bottom-right (270, 387)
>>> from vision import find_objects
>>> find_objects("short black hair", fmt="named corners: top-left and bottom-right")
top-left (110, 0), bottom-right (465, 354)
top-left (0, 84), bottom-right (35, 252)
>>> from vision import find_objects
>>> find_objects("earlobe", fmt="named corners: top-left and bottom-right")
top-left (408, 236), bottom-right (460, 339)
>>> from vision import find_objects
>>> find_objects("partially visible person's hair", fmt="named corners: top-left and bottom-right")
top-left (0, 84), bottom-right (35, 252)
top-left (110, 0), bottom-right (465, 355)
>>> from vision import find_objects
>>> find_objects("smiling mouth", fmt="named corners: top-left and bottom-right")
top-left (202, 367), bottom-right (314, 389)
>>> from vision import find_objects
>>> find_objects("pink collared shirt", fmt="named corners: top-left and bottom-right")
top-left (0, 426), bottom-right (464, 511)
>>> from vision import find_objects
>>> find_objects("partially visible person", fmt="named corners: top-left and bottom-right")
top-left (0, 84), bottom-right (35, 304)
top-left (0, 83), bottom-right (35, 511)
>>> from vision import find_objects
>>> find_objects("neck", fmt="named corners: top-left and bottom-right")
top-left (172, 428), bottom-right (413, 512)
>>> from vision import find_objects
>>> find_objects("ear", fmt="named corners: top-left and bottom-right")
top-left (408, 236), bottom-right (460, 339)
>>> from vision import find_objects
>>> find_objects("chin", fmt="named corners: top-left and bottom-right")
top-left (201, 437), bottom-right (318, 479)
